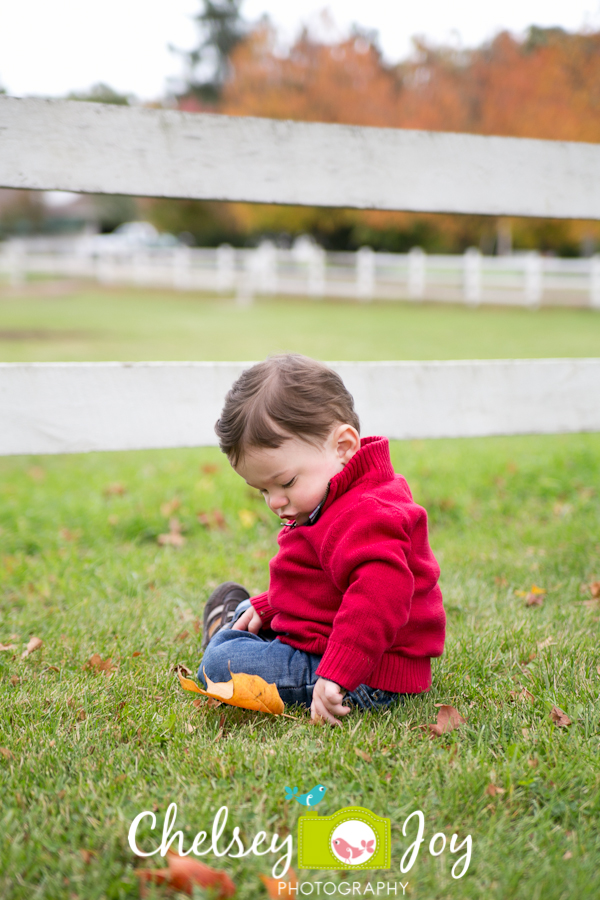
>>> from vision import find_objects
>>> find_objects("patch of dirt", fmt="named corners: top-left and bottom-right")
top-left (0, 329), bottom-right (94, 341)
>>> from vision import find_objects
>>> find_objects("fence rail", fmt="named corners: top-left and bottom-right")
top-left (1, 360), bottom-right (599, 456)
top-left (2, 239), bottom-right (600, 308)
top-left (1, 97), bottom-right (600, 219)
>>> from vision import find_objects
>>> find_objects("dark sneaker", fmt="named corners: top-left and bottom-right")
top-left (201, 582), bottom-right (250, 650)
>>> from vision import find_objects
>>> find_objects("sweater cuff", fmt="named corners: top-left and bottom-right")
top-left (315, 639), bottom-right (376, 692)
top-left (250, 591), bottom-right (276, 626)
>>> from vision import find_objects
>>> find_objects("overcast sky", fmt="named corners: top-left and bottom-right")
top-left (1, 0), bottom-right (599, 101)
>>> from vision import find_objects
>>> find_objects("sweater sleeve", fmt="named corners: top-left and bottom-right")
top-left (250, 590), bottom-right (277, 626)
top-left (315, 500), bottom-right (415, 691)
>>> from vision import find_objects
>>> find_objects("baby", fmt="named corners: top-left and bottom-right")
top-left (199, 354), bottom-right (445, 725)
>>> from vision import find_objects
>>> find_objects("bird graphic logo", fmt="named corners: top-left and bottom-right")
top-left (331, 836), bottom-right (375, 862)
top-left (284, 784), bottom-right (327, 807)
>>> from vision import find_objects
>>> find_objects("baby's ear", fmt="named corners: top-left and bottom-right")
top-left (335, 424), bottom-right (360, 462)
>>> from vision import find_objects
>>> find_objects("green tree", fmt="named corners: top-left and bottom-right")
top-left (174, 0), bottom-right (247, 102)
top-left (66, 82), bottom-right (133, 105)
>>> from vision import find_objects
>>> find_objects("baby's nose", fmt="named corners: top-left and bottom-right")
top-left (269, 491), bottom-right (288, 512)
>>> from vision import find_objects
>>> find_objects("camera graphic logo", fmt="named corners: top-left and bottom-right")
top-left (297, 807), bottom-right (391, 871)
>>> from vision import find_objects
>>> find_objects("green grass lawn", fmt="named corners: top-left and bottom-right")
top-left (1, 285), bottom-right (599, 898)
top-left (1, 285), bottom-right (600, 362)
top-left (1, 435), bottom-right (599, 899)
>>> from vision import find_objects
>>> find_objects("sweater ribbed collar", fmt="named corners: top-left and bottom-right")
top-left (320, 435), bottom-right (395, 515)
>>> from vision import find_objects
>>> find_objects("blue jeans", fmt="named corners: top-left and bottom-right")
top-left (199, 599), bottom-right (402, 711)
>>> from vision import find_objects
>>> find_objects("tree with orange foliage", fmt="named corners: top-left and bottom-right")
top-left (156, 23), bottom-right (600, 255)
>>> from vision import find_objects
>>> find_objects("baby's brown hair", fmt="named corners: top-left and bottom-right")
top-left (215, 354), bottom-right (360, 466)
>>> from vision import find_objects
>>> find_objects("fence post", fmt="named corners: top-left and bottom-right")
top-left (356, 246), bottom-right (375, 301)
top-left (96, 253), bottom-right (115, 286)
top-left (463, 247), bottom-right (482, 306)
top-left (524, 251), bottom-right (542, 308)
top-left (172, 246), bottom-right (192, 290)
top-left (236, 249), bottom-right (255, 307)
top-left (307, 245), bottom-right (326, 297)
top-left (590, 254), bottom-right (600, 309)
top-left (256, 241), bottom-right (277, 295)
top-left (408, 247), bottom-right (426, 300)
top-left (217, 244), bottom-right (235, 293)
top-left (6, 239), bottom-right (25, 287)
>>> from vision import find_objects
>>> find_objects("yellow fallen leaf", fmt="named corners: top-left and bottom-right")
top-left (178, 669), bottom-right (284, 715)
top-left (238, 509), bottom-right (257, 528)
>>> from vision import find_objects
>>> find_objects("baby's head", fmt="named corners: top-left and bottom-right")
top-left (215, 354), bottom-right (360, 525)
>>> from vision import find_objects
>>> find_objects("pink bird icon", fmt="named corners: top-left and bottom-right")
top-left (332, 837), bottom-right (375, 861)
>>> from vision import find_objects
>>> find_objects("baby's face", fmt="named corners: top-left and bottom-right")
top-left (234, 427), bottom-right (357, 526)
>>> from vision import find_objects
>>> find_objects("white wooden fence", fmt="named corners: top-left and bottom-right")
top-left (2, 238), bottom-right (600, 308)
top-left (1, 97), bottom-right (599, 455)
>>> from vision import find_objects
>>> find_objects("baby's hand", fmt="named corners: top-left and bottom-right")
top-left (231, 605), bottom-right (263, 634)
top-left (311, 677), bottom-right (351, 726)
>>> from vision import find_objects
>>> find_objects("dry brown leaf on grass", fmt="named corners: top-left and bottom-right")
top-left (551, 705), bottom-right (572, 727)
top-left (197, 509), bottom-right (228, 530)
top-left (580, 580), bottom-right (600, 599)
top-left (354, 748), bottom-right (372, 763)
top-left (0, 747), bottom-right (13, 760)
top-left (135, 849), bottom-right (235, 898)
top-left (509, 688), bottom-right (535, 705)
top-left (422, 705), bottom-right (467, 738)
top-left (172, 662), bottom-right (193, 677)
top-left (160, 499), bottom-right (181, 517)
top-left (515, 584), bottom-right (546, 607)
top-left (84, 653), bottom-right (117, 676)
top-left (178, 669), bottom-right (285, 715)
top-left (59, 527), bottom-right (81, 542)
top-left (103, 482), bottom-right (127, 497)
top-left (0, 643), bottom-right (17, 652)
top-left (157, 518), bottom-right (186, 547)
top-left (205, 697), bottom-right (223, 709)
top-left (21, 636), bottom-right (43, 658)
top-left (260, 868), bottom-right (298, 898)
top-left (485, 784), bottom-right (506, 796)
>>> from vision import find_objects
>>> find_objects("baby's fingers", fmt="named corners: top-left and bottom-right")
top-left (231, 608), bottom-right (253, 631)
top-left (247, 611), bottom-right (263, 634)
top-left (311, 699), bottom-right (342, 727)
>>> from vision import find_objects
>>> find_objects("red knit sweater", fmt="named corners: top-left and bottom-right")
top-left (250, 436), bottom-right (445, 693)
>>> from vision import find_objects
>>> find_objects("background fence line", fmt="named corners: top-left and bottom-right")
top-left (2, 238), bottom-right (600, 309)
top-left (1, 99), bottom-right (599, 455)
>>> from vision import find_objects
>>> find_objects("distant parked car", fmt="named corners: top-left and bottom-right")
top-left (78, 221), bottom-right (180, 256)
